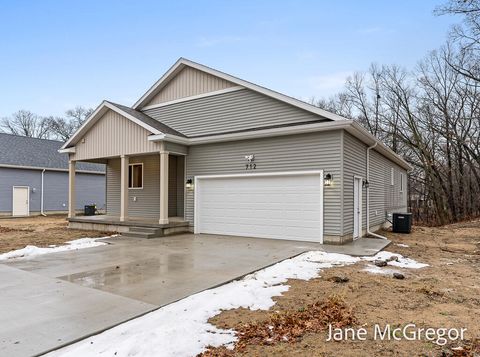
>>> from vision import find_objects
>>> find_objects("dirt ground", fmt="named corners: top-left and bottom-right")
top-left (204, 221), bottom-right (480, 356)
top-left (0, 215), bottom-right (110, 253)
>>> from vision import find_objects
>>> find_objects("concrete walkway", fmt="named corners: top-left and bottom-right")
top-left (1, 234), bottom-right (387, 356)
top-left (318, 237), bottom-right (391, 256)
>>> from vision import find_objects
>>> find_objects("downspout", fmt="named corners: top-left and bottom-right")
top-left (366, 142), bottom-right (387, 239)
top-left (40, 169), bottom-right (47, 216)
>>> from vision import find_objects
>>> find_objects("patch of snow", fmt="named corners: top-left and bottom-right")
top-left (363, 251), bottom-right (429, 269)
top-left (362, 264), bottom-right (402, 275)
top-left (0, 236), bottom-right (117, 261)
top-left (395, 243), bottom-right (410, 248)
top-left (45, 251), bottom-right (359, 357)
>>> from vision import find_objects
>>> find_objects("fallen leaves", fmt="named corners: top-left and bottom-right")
top-left (199, 295), bottom-right (356, 356)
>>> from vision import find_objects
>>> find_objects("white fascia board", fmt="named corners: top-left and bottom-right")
top-left (58, 147), bottom-right (76, 154)
top-left (141, 86), bottom-right (244, 111)
top-left (132, 58), bottom-right (348, 122)
top-left (61, 101), bottom-right (163, 150)
top-left (148, 133), bottom-right (190, 145)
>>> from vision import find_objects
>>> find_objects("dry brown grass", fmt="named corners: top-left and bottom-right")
top-left (0, 215), bottom-right (112, 253)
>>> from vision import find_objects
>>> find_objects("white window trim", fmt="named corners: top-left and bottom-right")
top-left (390, 167), bottom-right (394, 186)
top-left (400, 173), bottom-right (405, 193)
top-left (128, 163), bottom-right (144, 190)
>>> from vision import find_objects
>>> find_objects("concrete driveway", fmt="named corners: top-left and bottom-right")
top-left (1, 234), bottom-right (318, 357)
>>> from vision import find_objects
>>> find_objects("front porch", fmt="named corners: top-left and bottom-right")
top-left (67, 143), bottom-right (188, 237)
top-left (68, 215), bottom-right (190, 236)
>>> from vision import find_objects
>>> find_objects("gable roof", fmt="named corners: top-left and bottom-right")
top-left (60, 100), bottom-right (184, 150)
top-left (132, 58), bottom-right (346, 122)
top-left (59, 58), bottom-right (410, 170)
top-left (0, 133), bottom-right (104, 172)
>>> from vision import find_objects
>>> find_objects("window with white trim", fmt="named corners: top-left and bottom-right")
top-left (390, 167), bottom-right (394, 186)
top-left (128, 163), bottom-right (143, 189)
top-left (400, 173), bottom-right (405, 193)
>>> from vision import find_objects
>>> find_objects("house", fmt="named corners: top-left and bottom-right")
top-left (0, 133), bottom-right (105, 216)
top-left (60, 58), bottom-right (410, 244)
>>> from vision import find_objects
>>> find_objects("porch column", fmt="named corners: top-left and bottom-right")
top-left (120, 155), bottom-right (129, 222)
top-left (159, 148), bottom-right (169, 224)
top-left (68, 160), bottom-right (76, 218)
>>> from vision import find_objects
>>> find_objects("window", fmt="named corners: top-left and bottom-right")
top-left (390, 168), bottom-right (394, 186)
top-left (400, 173), bottom-right (405, 193)
top-left (128, 163), bottom-right (143, 189)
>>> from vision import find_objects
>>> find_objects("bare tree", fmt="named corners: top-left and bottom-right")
top-left (0, 110), bottom-right (51, 139)
top-left (436, 0), bottom-right (480, 82)
top-left (47, 106), bottom-right (93, 141)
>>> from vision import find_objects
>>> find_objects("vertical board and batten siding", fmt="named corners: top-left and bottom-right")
top-left (0, 167), bottom-right (105, 213)
top-left (342, 132), bottom-right (408, 236)
top-left (143, 67), bottom-right (236, 107)
top-left (185, 131), bottom-right (342, 236)
top-left (106, 155), bottom-right (160, 219)
top-left (73, 110), bottom-right (161, 161)
top-left (143, 89), bottom-right (326, 137)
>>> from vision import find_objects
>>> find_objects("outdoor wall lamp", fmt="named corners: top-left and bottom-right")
top-left (186, 178), bottom-right (194, 190)
top-left (363, 180), bottom-right (370, 189)
top-left (324, 173), bottom-right (333, 187)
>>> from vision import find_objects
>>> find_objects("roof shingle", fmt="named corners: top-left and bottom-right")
top-left (0, 133), bottom-right (105, 172)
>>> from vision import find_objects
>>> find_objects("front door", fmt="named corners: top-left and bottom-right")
top-left (353, 177), bottom-right (362, 239)
top-left (13, 186), bottom-right (29, 216)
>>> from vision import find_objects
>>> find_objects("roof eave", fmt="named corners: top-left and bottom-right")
top-left (148, 120), bottom-right (411, 171)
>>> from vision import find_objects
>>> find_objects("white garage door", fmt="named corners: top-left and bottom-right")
top-left (194, 171), bottom-right (323, 243)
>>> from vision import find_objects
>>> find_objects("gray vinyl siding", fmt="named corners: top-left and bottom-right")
top-left (342, 132), bottom-right (408, 236)
top-left (0, 167), bottom-right (105, 213)
top-left (143, 89), bottom-right (327, 137)
top-left (165, 142), bottom-right (188, 155)
top-left (106, 155), bottom-right (160, 219)
top-left (185, 131), bottom-right (342, 236)
top-left (168, 156), bottom-right (177, 216)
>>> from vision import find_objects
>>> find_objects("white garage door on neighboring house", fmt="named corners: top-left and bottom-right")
top-left (194, 171), bottom-right (324, 243)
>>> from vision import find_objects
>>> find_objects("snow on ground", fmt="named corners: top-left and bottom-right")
top-left (395, 243), bottom-right (410, 248)
top-left (45, 251), bottom-right (359, 357)
top-left (363, 251), bottom-right (429, 269)
top-left (363, 264), bottom-right (403, 275)
top-left (45, 250), bottom-right (427, 357)
top-left (0, 236), bottom-right (116, 261)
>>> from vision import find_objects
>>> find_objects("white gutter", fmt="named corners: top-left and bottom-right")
top-left (366, 142), bottom-right (387, 240)
top-left (40, 169), bottom-right (47, 216)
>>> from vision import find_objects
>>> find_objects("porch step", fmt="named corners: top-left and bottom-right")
top-left (122, 224), bottom-right (189, 239)
top-left (123, 226), bottom-right (163, 239)
top-left (129, 226), bottom-right (163, 234)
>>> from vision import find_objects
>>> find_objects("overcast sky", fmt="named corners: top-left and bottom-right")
top-left (0, 0), bottom-right (458, 118)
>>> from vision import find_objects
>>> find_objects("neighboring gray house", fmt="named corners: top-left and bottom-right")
top-left (60, 58), bottom-right (410, 244)
top-left (0, 133), bottom-right (105, 216)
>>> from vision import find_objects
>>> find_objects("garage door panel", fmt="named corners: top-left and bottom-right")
top-left (196, 173), bottom-right (323, 243)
